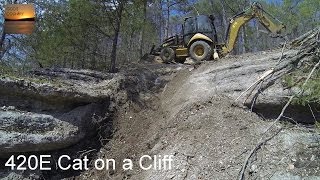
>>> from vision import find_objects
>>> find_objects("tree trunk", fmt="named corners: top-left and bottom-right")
top-left (236, 27), bottom-right (246, 54)
top-left (218, 0), bottom-right (228, 38)
top-left (110, 2), bottom-right (124, 73)
top-left (254, 20), bottom-right (259, 52)
top-left (0, 32), bottom-right (6, 61)
top-left (90, 41), bottom-right (97, 70)
top-left (241, 26), bottom-right (246, 54)
top-left (159, 0), bottom-right (163, 43)
top-left (127, 31), bottom-right (134, 62)
top-left (139, 0), bottom-right (148, 58)
top-left (165, 0), bottom-right (170, 39)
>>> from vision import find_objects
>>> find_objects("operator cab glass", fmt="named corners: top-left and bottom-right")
top-left (183, 15), bottom-right (217, 45)
top-left (184, 17), bottom-right (196, 35)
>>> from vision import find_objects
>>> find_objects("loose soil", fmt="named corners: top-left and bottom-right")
top-left (79, 55), bottom-right (320, 180)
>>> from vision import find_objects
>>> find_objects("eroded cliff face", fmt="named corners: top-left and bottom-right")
top-left (0, 66), bottom-right (180, 157)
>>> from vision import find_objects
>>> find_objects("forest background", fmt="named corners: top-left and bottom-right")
top-left (0, 0), bottom-right (318, 72)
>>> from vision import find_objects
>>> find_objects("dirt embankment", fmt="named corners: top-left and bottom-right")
top-left (0, 47), bottom-right (319, 179)
top-left (0, 64), bottom-right (187, 179)
top-left (80, 50), bottom-right (319, 180)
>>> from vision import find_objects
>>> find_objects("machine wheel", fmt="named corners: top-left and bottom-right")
top-left (189, 40), bottom-right (212, 62)
top-left (160, 47), bottom-right (175, 63)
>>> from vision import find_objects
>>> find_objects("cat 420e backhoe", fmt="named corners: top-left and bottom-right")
top-left (147, 2), bottom-right (285, 63)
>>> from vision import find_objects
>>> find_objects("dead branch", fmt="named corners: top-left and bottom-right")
top-left (236, 27), bottom-right (320, 107)
top-left (238, 27), bottom-right (320, 180)
top-left (240, 57), bottom-right (320, 179)
top-left (263, 95), bottom-right (294, 134)
top-left (238, 127), bottom-right (283, 180)
top-left (308, 104), bottom-right (317, 122)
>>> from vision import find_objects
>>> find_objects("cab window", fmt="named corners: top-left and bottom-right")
top-left (197, 15), bottom-right (214, 33)
top-left (184, 17), bottom-right (196, 34)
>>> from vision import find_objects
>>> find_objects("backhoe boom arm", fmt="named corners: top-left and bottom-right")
top-left (221, 2), bottom-right (285, 55)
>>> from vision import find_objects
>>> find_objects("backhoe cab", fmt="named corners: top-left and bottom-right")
top-left (150, 2), bottom-right (285, 63)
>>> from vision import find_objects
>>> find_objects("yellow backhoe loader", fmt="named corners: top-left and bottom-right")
top-left (147, 2), bottom-right (285, 63)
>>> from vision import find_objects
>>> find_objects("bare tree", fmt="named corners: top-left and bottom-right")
top-left (106, 0), bottom-right (126, 73)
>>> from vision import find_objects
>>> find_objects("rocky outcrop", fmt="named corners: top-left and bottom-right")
top-left (171, 51), bottom-right (290, 104)
top-left (0, 72), bottom-right (116, 112)
top-left (163, 49), bottom-right (319, 123)
top-left (0, 102), bottom-right (104, 157)
top-left (0, 66), bottom-right (183, 156)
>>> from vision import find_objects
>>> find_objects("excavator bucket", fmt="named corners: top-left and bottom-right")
top-left (140, 45), bottom-right (164, 63)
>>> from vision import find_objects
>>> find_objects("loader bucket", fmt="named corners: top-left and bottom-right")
top-left (140, 45), bottom-right (163, 63)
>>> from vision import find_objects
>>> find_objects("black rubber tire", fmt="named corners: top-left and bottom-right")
top-left (189, 40), bottom-right (212, 62)
top-left (160, 47), bottom-right (175, 63)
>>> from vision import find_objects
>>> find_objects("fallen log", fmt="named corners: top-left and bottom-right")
top-left (238, 27), bottom-right (320, 180)
top-left (238, 27), bottom-right (320, 108)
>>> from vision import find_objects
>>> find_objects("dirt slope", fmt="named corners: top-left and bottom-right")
top-left (81, 51), bottom-right (319, 180)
